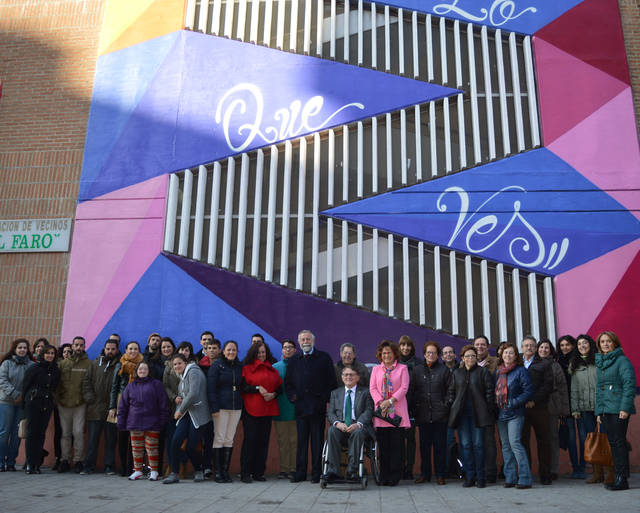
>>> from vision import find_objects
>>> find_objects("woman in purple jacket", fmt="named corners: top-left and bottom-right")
top-left (117, 362), bottom-right (169, 481)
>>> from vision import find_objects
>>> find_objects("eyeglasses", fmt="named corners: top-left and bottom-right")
top-left (463, 354), bottom-right (477, 359)
top-left (425, 351), bottom-right (438, 356)
top-left (342, 373), bottom-right (357, 378)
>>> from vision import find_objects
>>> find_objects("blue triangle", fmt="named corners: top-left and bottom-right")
top-left (82, 31), bottom-right (459, 200)
top-left (323, 148), bottom-right (640, 275)
top-left (88, 254), bottom-right (280, 358)
top-left (79, 32), bottom-right (180, 201)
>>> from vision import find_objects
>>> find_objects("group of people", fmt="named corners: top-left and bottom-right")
top-left (0, 329), bottom-right (635, 492)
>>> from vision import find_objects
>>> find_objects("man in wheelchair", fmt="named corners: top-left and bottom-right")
top-left (322, 366), bottom-right (375, 482)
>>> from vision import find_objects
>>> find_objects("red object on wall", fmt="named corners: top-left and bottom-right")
top-left (589, 249), bottom-right (640, 378)
top-left (535, 0), bottom-right (630, 86)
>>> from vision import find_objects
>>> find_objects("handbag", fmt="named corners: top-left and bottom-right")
top-left (18, 418), bottom-right (28, 438)
top-left (584, 423), bottom-right (613, 467)
top-left (373, 406), bottom-right (402, 428)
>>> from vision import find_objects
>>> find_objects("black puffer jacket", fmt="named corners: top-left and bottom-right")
top-left (22, 360), bottom-right (60, 411)
top-left (447, 364), bottom-right (496, 428)
top-left (526, 355), bottom-right (553, 407)
top-left (207, 355), bottom-right (243, 413)
top-left (409, 360), bottom-right (451, 424)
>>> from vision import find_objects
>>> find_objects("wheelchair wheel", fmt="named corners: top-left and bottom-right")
top-left (369, 443), bottom-right (381, 485)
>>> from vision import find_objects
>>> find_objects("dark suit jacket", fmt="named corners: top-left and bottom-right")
top-left (285, 349), bottom-right (337, 417)
top-left (327, 385), bottom-right (375, 440)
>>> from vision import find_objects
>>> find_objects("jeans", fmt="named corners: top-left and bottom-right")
top-left (601, 414), bottom-right (630, 477)
top-left (85, 420), bottom-right (117, 470)
top-left (497, 415), bottom-right (532, 486)
top-left (170, 413), bottom-right (207, 473)
top-left (562, 416), bottom-right (580, 472)
top-left (418, 421), bottom-right (447, 478)
top-left (576, 411), bottom-right (596, 473)
top-left (445, 427), bottom-right (457, 474)
top-left (0, 403), bottom-right (25, 466)
top-left (457, 413), bottom-right (485, 481)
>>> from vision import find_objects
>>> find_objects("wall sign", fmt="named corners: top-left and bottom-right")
top-left (0, 218), bottom-right (72, 253)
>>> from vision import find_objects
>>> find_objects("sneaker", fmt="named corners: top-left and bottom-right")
top-left (58, 460), bottom-right (70, 473)
top-left (278, 472), bottom-right (288, 479)
top-left (80, 467), bottom-right (93, 475)
top-left (163, 472), bottom-right (180, 484)
top-left (204, 468), bottom-right (213, 479)
top-left (193, 471), bottom-right (205, 482)
top-left (74, 462), bottom-right (83, 474)
top-left (104, 466), bottom-right (116, 475)
top-left (149, 471), bottom-right (159, 481)
top-left (129, 470), bottom-right (144, 481)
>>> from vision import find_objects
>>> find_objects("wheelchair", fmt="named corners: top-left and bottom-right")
top-left (319, 434), bottom-right (381, 489)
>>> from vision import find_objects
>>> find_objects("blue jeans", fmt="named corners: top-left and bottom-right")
top-left (565, 416), bottom-right (579, 472)
top-left (457, 414), bottom-right (485, 481)
top-left (0, 403), bottom-right (25, 466)
top-left (170, 413), bottom-right (208, 473)
top-left (576, 411), bottom-right (597, 472)
top-left (497, 415), bottom-right (532, 486)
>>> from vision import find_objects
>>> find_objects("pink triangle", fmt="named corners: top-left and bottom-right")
top-left (555, 238), bottom-right (640, 338)
top-left (549, 88), bottom-right (640, 220)
top-left (61, 175), bottom-right (168, 345)
top-left (82, 197), bottom-right (166, 347)
top-left (534, 37), bottom-right (628, 145)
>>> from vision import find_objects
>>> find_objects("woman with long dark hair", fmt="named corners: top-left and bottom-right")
top-left (0, 338), bottom-right (34, 471)
top-left (207, 340), bottom-right (243, 483)
top-left (495, 342), bottom-right (533, 489)
top-left (51, 343), bottom-right (72, 470)
top-left (240, 341), bottom-right (281, 482)
top-left (369, 340), bottom-right (410, 486)
top-left (448, 344), bottom-right (495, 488)
top-left (31, 338), bottom-right (48, 363)
top-left (160, 337), bottom-right (178, 475)
top-left (537, 339), bottom-right (570, 480)
top-left (569, 334), bottom-right (603, 483)
top-left (595, 331), bottom-right (636, 491)
top-left (22, 344), bottom-right (60, 474)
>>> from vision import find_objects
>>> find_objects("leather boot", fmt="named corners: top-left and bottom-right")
top-left (607, 474), bottom-right (629, 491)
top-left (213, 448), bottom-right (225, 483)
top-left (604, 466), bottom-right (615, 485)
top-left (222, 447), bottom-right (233, 483)
top-left (587, 464), bottom-right (603, 484)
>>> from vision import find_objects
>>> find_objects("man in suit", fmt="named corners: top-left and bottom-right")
top-left (324, 366), bottom-right (374, 482)
top-left (285, 330), bottom-right (337, 483)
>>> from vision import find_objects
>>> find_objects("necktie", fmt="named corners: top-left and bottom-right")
top-left (345, 389), bottom-right (353, 426)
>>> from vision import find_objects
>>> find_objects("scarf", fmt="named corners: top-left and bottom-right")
top-left (119, 353), bottom-right (143, 383)
top-left (13, 354), bottom-right (29, 365)
top-left (383, 363), bottom-right (396, 416)
top-left (495, 363), bottom-right (516, 409)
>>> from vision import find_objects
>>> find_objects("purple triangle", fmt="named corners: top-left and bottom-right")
top-left (165, 253), bottom-right (466, 359)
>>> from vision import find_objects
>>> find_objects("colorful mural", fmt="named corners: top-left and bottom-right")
top-left (62, 0), bottom-right (640, 379)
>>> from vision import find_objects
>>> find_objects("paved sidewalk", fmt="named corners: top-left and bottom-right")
top-left (2, 470), bottom-right (639, 513)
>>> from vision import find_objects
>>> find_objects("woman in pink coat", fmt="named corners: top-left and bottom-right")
top-left (369, 340), bottom-right (410, 486)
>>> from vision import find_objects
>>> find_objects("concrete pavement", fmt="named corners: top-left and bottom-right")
top-left (2, 470), bottom-right (639, 513)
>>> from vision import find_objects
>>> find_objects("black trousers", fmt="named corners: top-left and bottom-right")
top-left (240, 413), bottom-right (272, 478)
top-left (522, 406), bottom-right (551, 479)
top-left (53, 406), bottom-right (62, 460)
top-left (401, 424), bottom-right (416, 476)
top-left (376, 427), bottom-right (404, 485)
top-left (117, 430), bottom-right (133, 473)
top-left (85, 420), bottom-right (117, 470)
top-left (418, 421), bottom-right (447, 479)
top-left (601, 414), bottom-right (630, 477)
top-left (25, 402), bottom-right (53, 467)
top-left (295, 414), bottom-right (325, 480)
top-left (484, 424), bottom-right (498, 480)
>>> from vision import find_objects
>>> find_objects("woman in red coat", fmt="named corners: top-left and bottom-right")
top-left (240, 342), bottom-right (282, 482)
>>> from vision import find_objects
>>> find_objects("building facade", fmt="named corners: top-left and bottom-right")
top-left (2, 1), bottom-right (640, 459)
